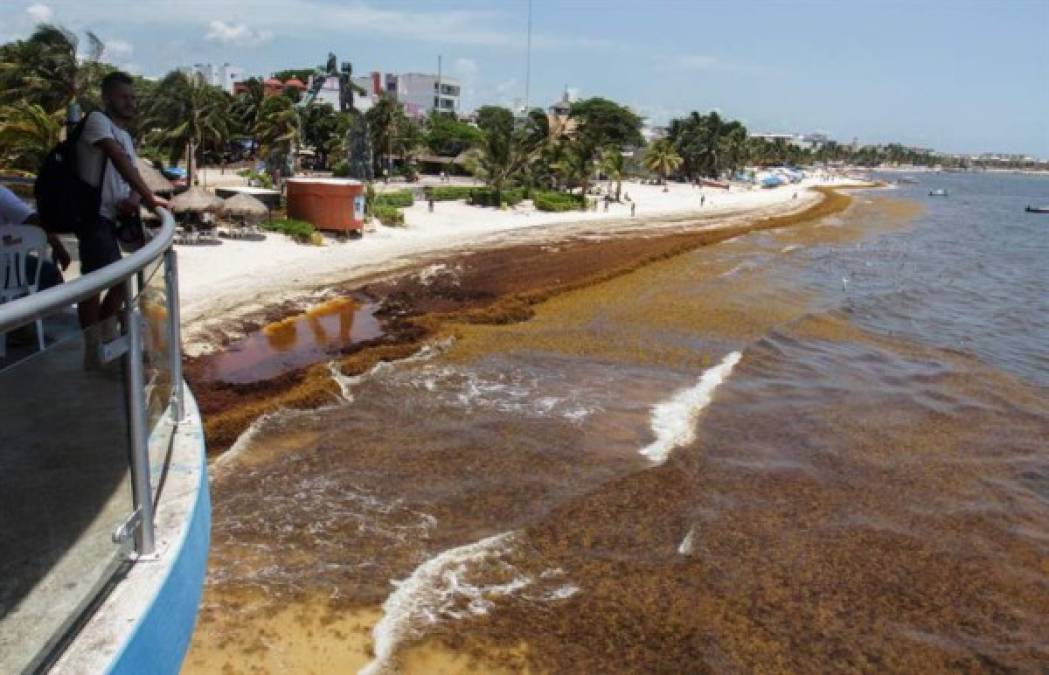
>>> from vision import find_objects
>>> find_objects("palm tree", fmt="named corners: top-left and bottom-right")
top-left (230, 78), bottom-right (265, 155)
top-left (364, 95), bottom-right (403, 178)
top-left (465, 106), bottom-right (549, 203)
top-left (551, 139), bottom-right (597, 195)
top-left (141, 71), bottom-right (231, 186)
top-left (0, 24), bottom-right (107, 118)
top-left (643, 139), bottom-right (683, 189)
top-left (0, 101), bottom-right (62, 172)
top-left (255, 94), bottom-right (300, 177)
top-left (718, 122), bottom-right (748, 177)
top-left (600, 145), bottom-right (626, 201)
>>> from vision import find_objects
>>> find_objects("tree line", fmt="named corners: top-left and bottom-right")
top-left (1, 24), bottom-right (1040, 198)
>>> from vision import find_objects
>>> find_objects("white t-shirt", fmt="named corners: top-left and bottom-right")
top-left (76, 111), bottom-right (137, 220)
top-left (0, 185), bottom-right (33, 225)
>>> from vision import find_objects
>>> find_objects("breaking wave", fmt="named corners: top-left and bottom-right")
top-left (638, 351), bottom-right (743, 464)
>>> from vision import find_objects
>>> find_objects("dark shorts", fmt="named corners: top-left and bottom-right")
top-left (77, 216), bottom-right (122, 275)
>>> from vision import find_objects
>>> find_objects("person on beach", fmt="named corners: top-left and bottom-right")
top-left (631, 203), bottom-right (636, 217)
top-left (0, 185), bottom-right (67, 290)
top-left (428, 198), bottom-right (435, 213)
top-left (74, 72), bottom-right (169, 350)
top-left (701, 195), bottom-right (706, 207)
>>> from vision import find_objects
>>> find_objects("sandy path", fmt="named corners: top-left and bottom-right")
top-left (176, 178), bottom-right (863, 354)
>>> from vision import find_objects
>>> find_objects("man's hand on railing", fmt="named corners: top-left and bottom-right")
top-left (145, 194), bottom-right (170, 211)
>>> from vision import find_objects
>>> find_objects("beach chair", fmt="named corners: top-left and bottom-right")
top-left (0, 224), bottom-right (48, 357)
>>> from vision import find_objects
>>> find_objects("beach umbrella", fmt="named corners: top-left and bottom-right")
top-left (220, 192), bottom-right (269, 223)
top-left (170, 185), bottom-right (224, 214)
top-left (135, 157), bottom-right (174, 194)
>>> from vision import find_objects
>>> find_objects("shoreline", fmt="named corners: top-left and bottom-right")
top-left (177, 178), bottom-right (864, 357)
top-left (184, 183), bottom-right (874, 453)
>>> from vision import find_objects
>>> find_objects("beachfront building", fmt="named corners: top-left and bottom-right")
top-left (548, 91), bottom-right (579, 138)
top-left (751, 132), bottom-right (832, 151)
top-left (186, 62), bottom-right (245, 94)
top-left (393, 73), bottom-right (461, 117)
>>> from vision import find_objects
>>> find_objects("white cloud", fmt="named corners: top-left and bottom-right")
top-left (12, 2), bottom-right (608, 52)
top-left (205, 20), bottom-right (274, 47)
top-left (453, 58), bottom-right (479, 111)
top-left (26, 3), bottom-right (53, 23)
top-left (104, 39), bottom-right (133, 58)
top-left (454, 58), bottom-right (478, 78)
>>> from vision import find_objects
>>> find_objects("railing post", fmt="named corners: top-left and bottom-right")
top-left (164, 248), bottom-right (184, 421)
top-left (124, 279), bottom-right (156, 556)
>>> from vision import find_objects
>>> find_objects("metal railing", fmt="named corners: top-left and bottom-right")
top-left (0, 208), bottom-right (180, 557)
top-left (0, 208), bottom-right (183, 671)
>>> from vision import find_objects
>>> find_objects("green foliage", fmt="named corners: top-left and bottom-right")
top-left (140, 70), bottom-right (231, 182)
top-left (331, 160), bottom-right (350, 177)
top-left (235, 168), bottom-right (273, 188)
top-left (465, 106), bottom-right (549, 195)
top-left (0, 101), bottom-right (62, 172)
top-left (373, 204), bottom-right (404, 226)
top-left (469, 187), bottom-right (525, 207)
top-left (666, 111), bottom-right (746, 179)
top-left (423, 185), bottom-right (474, 201)
top-left (261, 218), bottom-right (315, 242)
top-left (0, 24), bottom-right (109, 115)
top-left (271, 69), bottom-right (315, 83)
top-left (254, 94), bottom-right (299, 175)
top-left (373, 189), bottom-right (414, 208)
top-left (424, 112), bottom-right (482, 156)
top-left (365, 95), bottom-right (420, 177)
top-left (569, 97), bottom-right (643, 149)
top-left (532, 190), bottom-right (585, 212)
top-left (298, 102), bottom-right (338, 168)
top-left (643, 139), bottom-right (683, 182)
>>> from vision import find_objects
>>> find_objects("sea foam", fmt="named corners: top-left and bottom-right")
top-left (360, 532), bottom-right (524, 675)
top-left (638, 351), bottom-right (742, 464)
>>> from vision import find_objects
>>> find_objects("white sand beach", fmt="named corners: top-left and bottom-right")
top-left (175, 177), bottom-right (862, 354)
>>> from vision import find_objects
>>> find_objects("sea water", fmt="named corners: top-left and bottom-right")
top-left (185, 173), bottom-right (1049, 673)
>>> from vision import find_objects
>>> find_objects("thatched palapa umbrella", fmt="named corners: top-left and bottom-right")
top-left (170, 186), bottom-right (224, 230)
top-left (171, 186), bottom-right (223, 214)
top-left (220, 192), bottom-right (269, 224)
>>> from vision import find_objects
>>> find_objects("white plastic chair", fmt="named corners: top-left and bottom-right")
top-left (1, 224), bottom-right (48, 356)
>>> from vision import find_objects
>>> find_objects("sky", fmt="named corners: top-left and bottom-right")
top-left (3, 0), bottom-right (1047, 157)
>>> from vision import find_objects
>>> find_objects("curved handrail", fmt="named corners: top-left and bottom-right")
top-left (0, 208), bottom-right (175, 332)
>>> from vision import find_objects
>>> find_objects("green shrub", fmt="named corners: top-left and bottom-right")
top-left (332, 160), bottom-right (350, 177)
top-left (236, 169), bottom-right (273, 188)
top-left (374, 190), bottom-right (414, 208)
top-left (423, 185), bottom-right (474, 201)
top-left (261, 218), bottom-right (316, 242)
top-left (532, 190), bottom-right (585, 212)
top-left (373, 204), bottom-right (405, 226)
top-left (468, 187), bottom-right (525, 207)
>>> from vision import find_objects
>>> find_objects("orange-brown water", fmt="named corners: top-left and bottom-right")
top-left (185, 178), bottom-right (1049, 673)
top-left (201, 298), bottom-right (383, 384)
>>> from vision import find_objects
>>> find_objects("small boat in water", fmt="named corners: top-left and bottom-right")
top-left (1025, 205), bottom-right (1049, 214)
top-left (929, 189), bottom-right (949, 197)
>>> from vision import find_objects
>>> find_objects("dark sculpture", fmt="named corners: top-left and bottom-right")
top-left (306, 53), bottom-right (371, 180)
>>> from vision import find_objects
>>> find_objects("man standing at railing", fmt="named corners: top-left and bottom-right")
top-left (75, 72), bottom-right (168, 361)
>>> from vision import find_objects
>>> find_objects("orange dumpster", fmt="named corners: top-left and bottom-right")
top-left (285, 178), bottom-right (365, 233)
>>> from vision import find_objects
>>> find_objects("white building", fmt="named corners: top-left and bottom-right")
top-left (187, 62), bottom-right (244, 94)
top-left (394, 73), bottom-right (461, 117)
top-left (217, 63), bottom-right (245, 95)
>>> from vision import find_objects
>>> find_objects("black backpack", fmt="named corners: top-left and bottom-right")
top-left (34, 113), bottom-right (106, 234)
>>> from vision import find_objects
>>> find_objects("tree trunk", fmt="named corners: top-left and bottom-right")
top-left (186, 141), bottom-right (195, 187)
